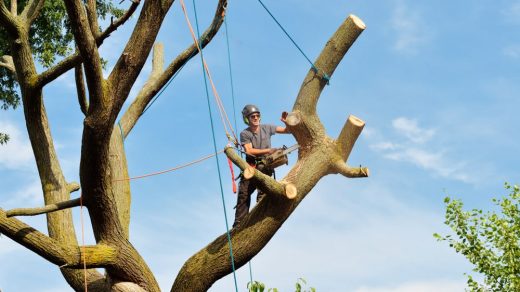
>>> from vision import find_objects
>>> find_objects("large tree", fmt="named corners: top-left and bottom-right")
top-left (0, 0), bottom-right (369, 291)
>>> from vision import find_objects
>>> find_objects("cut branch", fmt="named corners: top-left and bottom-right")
top-left (333, 161), bottom-right (369, 178)
top-left (119, 0), bottom-right (227, 137)
top-left (293, 14), bottom-right (365, 115)
top-left (337, 114), bottom-right (365, 161)
top-left (6, 198), bottom-right (81, 217)
top-left (225, 147), bottom-right (296, 199)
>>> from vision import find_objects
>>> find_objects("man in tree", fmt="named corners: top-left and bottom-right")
top-left (234, 104), bottom-right (290, 227)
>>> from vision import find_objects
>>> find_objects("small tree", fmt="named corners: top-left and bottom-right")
top-left (435, 183), bottom-right (520, 292)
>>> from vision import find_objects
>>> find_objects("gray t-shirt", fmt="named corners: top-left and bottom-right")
top-left (240, 124), bottom-right (277, 152)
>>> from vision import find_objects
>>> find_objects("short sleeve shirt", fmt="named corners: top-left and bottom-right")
top-left (240, 124), bottom-right (277, 150)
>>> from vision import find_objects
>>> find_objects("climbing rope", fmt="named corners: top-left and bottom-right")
top-left (223, 16), bottom-right (239, 134)
top-left (180, 0), bottom-right (238, 144)
top-left (255, 0), bottom-right (330, 83)
top-left (180, 1), bottom-right (239, 291)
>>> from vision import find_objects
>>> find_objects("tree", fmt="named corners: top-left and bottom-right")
top-left (435, 183), bottom-right (520, 292)
top-left (0, 0), bottom-right (369, 291)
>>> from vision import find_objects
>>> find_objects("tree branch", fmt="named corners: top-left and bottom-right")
top-left (63, 0), bottom-right (105, 111)
top-left (225, 147), bottom-right (297, 199)
top-left (21, 0), bottom-right (45, 25)
top-left (36, 0), bottom-right (140, 88)
top-left (98, 0), bottom-right (140, 41)
top-left (0, 208), bottom-right (76, 265)
top-left (332, 161), bottom-right (369, 178)
top-left (0, 55), bottom-right (16, 74)
top-left (119, 0), bottom-right (227, 137)
top-left (0, 1), bottom-right (18, 35)
top-left (337, 114), bottom-right (365, 161)
top-left (86, 0), bottom-right (100, 38)
top-left (75, 64), bottom-right (89, 115)
top-left (10, 0), bottom-right (17, 15)
top-left (6, 198), bottom-right (81, 217)
top-left (293, 15), bottom-right (365, 116)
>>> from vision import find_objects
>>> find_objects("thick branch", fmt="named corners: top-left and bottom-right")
top-left (0, 208), bottom-right (76, 265)
top-left (0, 1), bottom-right (18, 35)
top-left (75, 64), bottom-right (89, 115)
top-left (337, 114), bottom-right (365, 161)
top-left (225, 147), bottom-right (296, 199)
top-left (36, 1), bottom-right (139, 88)
top-left (10, 0), bottom-right (17, 14)
top-left (119, 0), bottom-right (227, 137)
top-left (293, 15), bottom-right (365, 115)
top-left (6, 198), bottom-right (81, 217)
top-left (63, 0), bottom-right (105, 111)
top-left (86, 0), bottom-right (100, 38)
top-left (21, 0), bottom-right (45, 25)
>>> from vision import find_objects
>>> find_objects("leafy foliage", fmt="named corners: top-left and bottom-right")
top-left (0, 0), bottom-right (124, 135)
top-left (0, 133), bottom-right (9, 145)
top-left (248, 278), bottom-right (316, 292)
top-left (435, 183), bottom-right (520, 291)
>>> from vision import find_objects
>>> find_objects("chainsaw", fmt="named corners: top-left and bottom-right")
top-left (262, 144), bottom-right (299, 169)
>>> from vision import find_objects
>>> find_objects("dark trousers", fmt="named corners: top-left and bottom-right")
top-left (233, 164), bottom-right (273, 227)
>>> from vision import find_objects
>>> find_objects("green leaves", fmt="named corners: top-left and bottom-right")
top-left (436, 183), bottom-right (520, 291)
top-left (248, 278), bottom-right (316, 292)
top-left (0, 133), bottom-right (9, 145)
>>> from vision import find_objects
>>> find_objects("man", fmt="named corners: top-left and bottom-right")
top-left (233, 104), bottom-right (290, 227)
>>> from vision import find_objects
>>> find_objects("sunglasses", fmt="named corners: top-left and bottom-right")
top-left (249, 114), bottom-right (261, 119)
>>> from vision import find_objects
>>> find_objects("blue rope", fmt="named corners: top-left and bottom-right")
top-left (224, 14), bottom-right (255, 286)
top-left (255, 0), bottom-right (330, 84)
top-left (191, 1), bottom-right (239, 291)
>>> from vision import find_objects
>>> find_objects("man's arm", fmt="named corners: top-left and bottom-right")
top-left (275, 126), bottom-right (289, 134)
top-left (243, 143), bottom-right (276, 156)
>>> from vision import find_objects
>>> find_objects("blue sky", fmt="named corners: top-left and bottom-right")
top-left (1, 0), bottom-right (520, 291)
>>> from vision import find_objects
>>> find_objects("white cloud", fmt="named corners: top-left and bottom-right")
top-left (502, 1), bottom-right (520, 24)
top-left (369, 117), bottom-right (474, 183)
top-left (0, 119), bottom-right (34, 170)
top-left (391, 0), bottom-right (430, 54)
top-left (392, 117), bottom-right (435, 144)
top-left (503, 44), bottom-right (520, 59)
top-left (3, 178), bottom-right (44, 208)
top-left (354, 279), bottom-right (466, 292)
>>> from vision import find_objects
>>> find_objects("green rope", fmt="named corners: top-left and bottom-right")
top-left (191, 1), bottom-right (239, 291)
top-left (255, 0), bottom-right (330, 84)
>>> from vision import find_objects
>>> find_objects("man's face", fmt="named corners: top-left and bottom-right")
top-left (248, 113), bottom-right (261, 126)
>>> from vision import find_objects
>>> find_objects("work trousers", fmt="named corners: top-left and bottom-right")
top-left (233, 164), bottom-right (273, 227)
